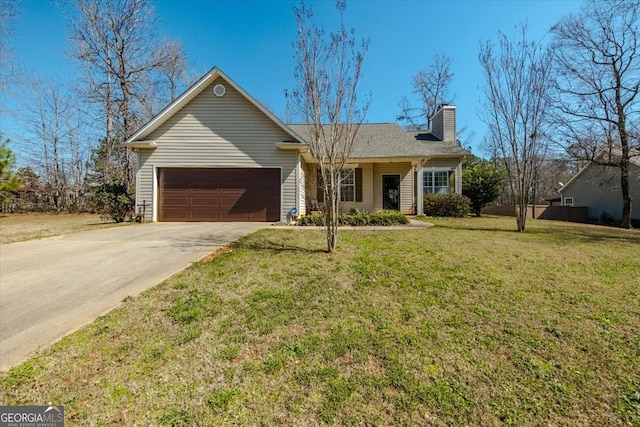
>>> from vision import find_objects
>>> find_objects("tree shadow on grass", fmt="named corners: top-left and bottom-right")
top-left (231, 234), bottom-right (327, 254)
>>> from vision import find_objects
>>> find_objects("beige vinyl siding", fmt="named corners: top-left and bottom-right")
top-left (373, 162), bottom-right (413, 214)
top-left (562, 163), bottom-right (640, 221)
top-left (304, 163), bottom-right (375, 214)
top-left (341, 163), bottom-right (374, 213)
top-left (424, 158), bottom-right (463, 194)
top-left (135, 76), bottom-right (298, 221)
top-left (136, 151), bottom-right (155, 218)
top-left (431, 106), bottom-right (456, 142)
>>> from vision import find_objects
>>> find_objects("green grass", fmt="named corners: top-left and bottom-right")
top-left (1, 217), bottom-right (639, 426)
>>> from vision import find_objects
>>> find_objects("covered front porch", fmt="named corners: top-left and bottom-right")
top-left (301, 158), bottom-right (463, 216)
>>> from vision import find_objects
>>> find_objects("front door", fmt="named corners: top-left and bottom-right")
top-left (382, 175), bottom-right (400, 210)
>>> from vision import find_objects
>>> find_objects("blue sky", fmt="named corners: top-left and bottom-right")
top-left (4, 0), bottom-right (582, 155)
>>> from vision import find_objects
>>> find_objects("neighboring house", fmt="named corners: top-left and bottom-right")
top-left (559, 149), bottom-right (640, 222)
top-left (124, 67), bottom-right (467, 222)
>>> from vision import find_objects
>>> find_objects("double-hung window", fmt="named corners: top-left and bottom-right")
top-left (340, 170), bottom-right (355, 202)
top-left (316, 168), bottom-right (362, 203)
top-left (424, 171), bottom-right (449, 194)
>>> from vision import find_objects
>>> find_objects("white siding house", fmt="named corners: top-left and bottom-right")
top-left (124, 67), bottom-right (467, 222)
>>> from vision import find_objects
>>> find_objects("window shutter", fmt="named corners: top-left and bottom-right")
top-left (449, 170), bottom-right (455, 194)
top-left (355, 168), bottom-right (363, 202)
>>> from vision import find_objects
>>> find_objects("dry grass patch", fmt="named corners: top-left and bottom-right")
top-left (1, 217), bottom-right (638, 426)
top-left (0, 212), bottom-right (119, 244)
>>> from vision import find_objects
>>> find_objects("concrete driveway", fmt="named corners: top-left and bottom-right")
top-left (0, 222), bottom-right (268, 371)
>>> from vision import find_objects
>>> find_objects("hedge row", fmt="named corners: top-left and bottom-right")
top-left (297, 209), bottom-right (409, 226)
top-left (423, 193), bottom-right (470, 217)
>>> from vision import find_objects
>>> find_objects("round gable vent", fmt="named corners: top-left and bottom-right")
top-left (213, 84), bottom-right (226, 97)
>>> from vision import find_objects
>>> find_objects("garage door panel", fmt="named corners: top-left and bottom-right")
top-left (190, 191), bottom-right (221, 207)
top-left (162, 172), bottom-right (190, 189)
top-left (162, 194), bottom-right (190, 207)
top-left (190, 210), bottom-right (221, 221)
top-left (159, 168), bottom-right (280, 222)
top-left (161, 208), bottom-right (191, 221)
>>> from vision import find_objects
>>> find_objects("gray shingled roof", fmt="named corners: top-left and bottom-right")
top-left (287, 123), bottom-right (467, 159)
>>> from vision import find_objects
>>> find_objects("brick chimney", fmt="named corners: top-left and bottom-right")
top-left (431, 104), bottom-right (456, 143)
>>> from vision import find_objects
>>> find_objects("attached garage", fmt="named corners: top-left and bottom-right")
top-left (159, 168), bottom-right (281, 222)
top-left (124, 68), bottom-right (308, 223)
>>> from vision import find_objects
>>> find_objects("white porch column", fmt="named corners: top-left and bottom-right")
top-left (296, 153), bottom-right (303, 217)
top-left (417, 161), bottom-right (424, 215)
top-left (152, 166), bottom-right (159, 222)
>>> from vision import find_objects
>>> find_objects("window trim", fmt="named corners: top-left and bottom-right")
top-left (423, 170), bottom-right (450, 195)
top-left (317, 167), bottom-right (362, 203)
top-left (564, 197), bottom-right (574, 207)
top-left (340, 169), bottom-right (356, 202)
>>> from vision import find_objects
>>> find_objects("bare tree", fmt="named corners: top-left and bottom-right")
top-left (136, 38), bottom-right (189, 120)
top-left (155, 38), bottom-right (188, 103)
top-left (535, 157), bottom-right (580, 203)
top-left (69, 0), bottom-right (187, 181)
top-left (0, 0), bottom-right (18, 92)
top-left (479, 26), bottom-right (553, 232)
top-left (551, 0), bottom-right (639, 228)
top-left (398, 53), bottom-right (454, 130)
top-left (70, 0), bottom-right (147, 190)
top-left (19, 79), bottom-right (90, 211)
top-left (287, 0), bottom-right (370, 252)
top-left (68, 0), bottom-right (188, 219)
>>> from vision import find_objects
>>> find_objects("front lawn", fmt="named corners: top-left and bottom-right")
top-left (1, 217), bottom-right (638, 425)
top-left (0, 212), bottom-right (118, 244)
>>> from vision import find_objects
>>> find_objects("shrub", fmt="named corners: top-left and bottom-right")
top-left (92, 183), bottom-right (135, 223)
top-left (362, 209), bottom-right (409, 226)
top-left (297, 209), bottom-right (409, 226)
top-left (423, 193), bottom-right (470, 217)
top-left (297, 213), bottom-right (326, 226)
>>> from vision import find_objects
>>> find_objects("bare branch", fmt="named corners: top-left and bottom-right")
top-left (397, 53), bottom-right (454, 130)
top-left (479, 25), bottom-right (553, 231)
top-left (288, 0), bottom-right (370, 252)
top-left (551, 0), bottom-right (639, 228)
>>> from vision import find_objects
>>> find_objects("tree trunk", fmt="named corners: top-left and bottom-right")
top-left (620, 161), bottom-right (632, 229)
top-left (618, 98), bottom-right (632, 229)
top-left (325, 174), bottom-right (339, 253)
top-left (516, 204), bottom-right (527, 232)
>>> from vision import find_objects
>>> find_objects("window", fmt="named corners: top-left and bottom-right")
top-left (564, 197), bottom-right (574, 206)
top-left (316, 168), bottom-right (362, 203)
top-left (424, 171), bottom-right (449, 194)
top-left (340, 170), bottom-right (355, 202)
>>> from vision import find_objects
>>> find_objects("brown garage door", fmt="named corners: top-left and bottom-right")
top-left (159, 168), bottom-right (281, 222)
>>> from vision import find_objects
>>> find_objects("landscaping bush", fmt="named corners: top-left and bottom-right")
top-left (297, 209), bottom-right (409, 226)
top-left (92, 183), bottom-right (135, 223)
top-left (297, 213), bottom-right (326, 226)
top-left (360, 209), bottom-right (409, 226)
top-left (423, 193), bottom-right (470, 217)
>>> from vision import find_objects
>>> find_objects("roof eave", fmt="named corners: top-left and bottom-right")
top-left (122, 140), bottom-right (157, 149)
top-left (560, 148), bottom-right (640, 193)
top-left (275, 142), bottom-right (310, 150)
